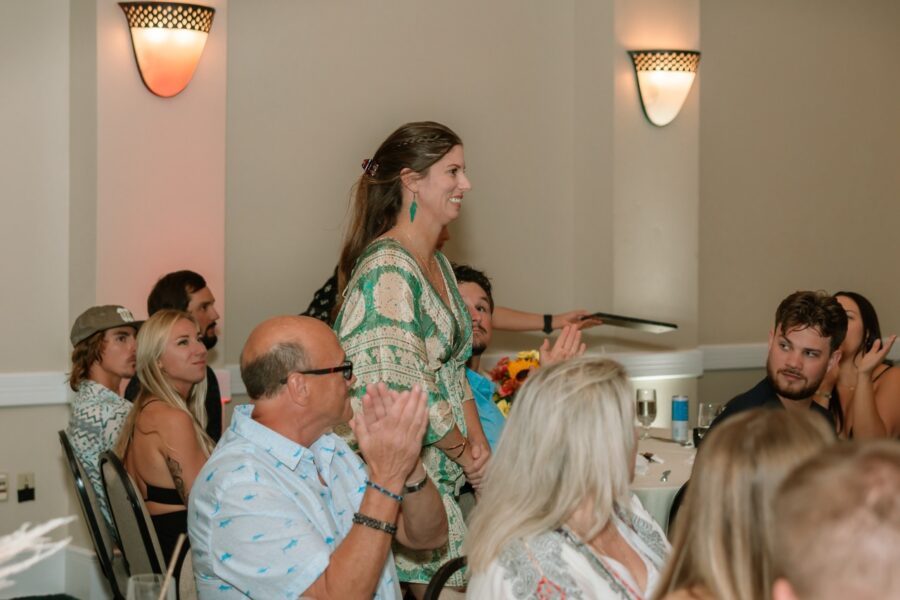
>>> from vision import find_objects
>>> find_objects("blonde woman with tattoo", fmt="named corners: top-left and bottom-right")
top-left (116, 309), bottom-right (214, 579)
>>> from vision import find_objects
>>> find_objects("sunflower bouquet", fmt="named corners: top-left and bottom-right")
top-left (488, 350), bottom-right (540, 416)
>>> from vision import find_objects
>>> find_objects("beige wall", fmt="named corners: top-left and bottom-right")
top-left (226, 0), bottom-right (701, 361)
top-left (0, 0), bottom-right (71, 371)
top-left (226, 0), bottom-right (585, 362)
top-left (699, 0), bottom-right (900, 344)
top-left (96, 0), bottom-right (228, 343)
top-left (0, 0), bottom-right (73, 541)
top-left (0, 0), bottom-right (228, 548)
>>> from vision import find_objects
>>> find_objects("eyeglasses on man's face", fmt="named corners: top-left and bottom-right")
top-left (280, 360), bottom-right (354, 384)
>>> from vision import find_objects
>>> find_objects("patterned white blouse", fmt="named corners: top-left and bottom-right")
top-left (468, 495), bottom-right (670, 600)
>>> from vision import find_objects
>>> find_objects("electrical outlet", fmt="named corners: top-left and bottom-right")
top-left (17, 472), bottom-right (35, 503)
top-left (0, 472), bottom-right (7, 502)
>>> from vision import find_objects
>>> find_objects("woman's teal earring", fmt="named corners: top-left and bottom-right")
top-left (409, 193), bottom-right (418, 223)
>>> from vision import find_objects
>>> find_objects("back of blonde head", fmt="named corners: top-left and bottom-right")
top-left (466, 357), bottom-right (636, 572)
top-left (653, 409), bottom-right (834, 600)
top-left (115, 309), bottom-right (212, 457)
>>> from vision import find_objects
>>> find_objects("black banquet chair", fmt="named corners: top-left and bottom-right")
top-left (58, 430), bottom-right (128, 600)
top-left (667, 480), bottom-right (689, 538)
top-left (423, 555), bottom-right (467, 600)
top-left (99, 450), bottom-right (166, 576)
top-left (99, 450), bottom-right (198, 599)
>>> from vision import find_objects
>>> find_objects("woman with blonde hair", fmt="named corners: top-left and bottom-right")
top-left (466, 357), bottom-right (670, 599)
top-left (653, 409), bottom-right (835, 600)
top-left (116, 309), bottom-right (213, 573)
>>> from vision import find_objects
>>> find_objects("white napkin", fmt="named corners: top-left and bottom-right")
top-left (634, 453), bottom-right (650, 476)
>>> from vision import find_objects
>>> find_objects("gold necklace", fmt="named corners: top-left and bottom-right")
top-left (396, 229), bottom-right (439, 279)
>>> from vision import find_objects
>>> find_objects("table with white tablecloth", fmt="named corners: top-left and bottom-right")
top-left (631, 429), bottom-right (696, 532)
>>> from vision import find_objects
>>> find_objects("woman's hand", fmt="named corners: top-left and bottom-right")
top-left (857, 335), bottom-right (897, 377)
top-left (553, 310), bottom-right (602, 331)
top-left (458, 441), bottom-right (491, 490)
top-left (540, 325), bottom-right (587, 367)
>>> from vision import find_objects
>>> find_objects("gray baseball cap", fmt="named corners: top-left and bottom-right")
top-left (70, 305), bottom-right (142, 346)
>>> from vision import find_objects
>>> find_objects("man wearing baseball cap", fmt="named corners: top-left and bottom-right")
top-left (66, 305), bottom-right (141, 525)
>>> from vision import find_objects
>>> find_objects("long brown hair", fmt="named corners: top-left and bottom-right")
top-left (652, 409), bottom-right (834, 600)
top-left (335, 121), bottom-right (462, 317)
top-left (68, 330), bottom-right (106, 391)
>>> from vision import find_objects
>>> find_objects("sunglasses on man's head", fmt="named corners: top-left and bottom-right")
top-left (280, 360), bottom-right (353, 384)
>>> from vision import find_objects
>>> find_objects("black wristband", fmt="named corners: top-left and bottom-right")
top-left (353, 512), bottom-right (397, 535)
top-left (543, 314), bottom-right (553, 335)
top-left (404, 475), bottom-right (428, 494)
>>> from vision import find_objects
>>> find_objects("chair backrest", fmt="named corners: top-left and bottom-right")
top-left (179, 549), bottom-right (198, 600)
top-left (58, 430), bottom-right (127, 600)
top-left (667, 480), bottom-right (689, 538)
top-left (423, 556), bottom-right (467, 600)
top-left (99, 450), bottom-right (167, 577)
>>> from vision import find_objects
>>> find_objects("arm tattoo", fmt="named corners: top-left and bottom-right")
top-left (165, 456), bottom-right (188, 503)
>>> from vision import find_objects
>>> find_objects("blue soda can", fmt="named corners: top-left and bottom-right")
top-left (671, 395), bottom-right (689, 443)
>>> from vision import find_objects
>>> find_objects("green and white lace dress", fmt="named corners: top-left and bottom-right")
top-left (334, 238), bottom-right (474, 586)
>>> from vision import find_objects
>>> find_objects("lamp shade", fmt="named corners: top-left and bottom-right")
top-left (119, 2), bottom-right (215, 98)
top-left (628, 50), bottom-right (701, 127)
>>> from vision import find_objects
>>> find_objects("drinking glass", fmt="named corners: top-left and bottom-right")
top-left (127, 574), bottom-right (175, 600)
top-left (636, 388), bottom-right (657, 440)
top-left (692, 401), bottom-right (719, 445)
top-left (697, 402), bottom-right (718, 429)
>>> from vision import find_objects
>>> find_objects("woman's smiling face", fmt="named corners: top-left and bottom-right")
top-left (413, 145), bottom-right (471, 225)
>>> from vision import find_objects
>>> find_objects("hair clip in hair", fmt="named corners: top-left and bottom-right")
top-left (361, 158), bottom-right (379, 177)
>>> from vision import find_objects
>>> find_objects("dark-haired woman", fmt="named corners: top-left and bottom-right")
top-left (334, 121), bottom-right (487, 596)
top-left (816, 291), bottom-right (899, 438)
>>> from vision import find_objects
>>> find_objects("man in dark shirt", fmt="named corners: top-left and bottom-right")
top-left (710, 290), bottom-right (847, 432)
top-left (125, 270), bottom-right (223, 441)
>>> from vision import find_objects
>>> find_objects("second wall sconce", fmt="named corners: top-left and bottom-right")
top-left (628, 50), bottom-right (701, 127)
top-left (119, 2), bottom-right (216, 98)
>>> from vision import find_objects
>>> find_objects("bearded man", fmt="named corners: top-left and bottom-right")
top-left (709, 290), bottom-right (847, 433)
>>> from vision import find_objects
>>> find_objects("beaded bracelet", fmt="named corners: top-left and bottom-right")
top-left (366, 480), bottom-right (404, 503)
top-left (353, 512), bottom-right (397, 535)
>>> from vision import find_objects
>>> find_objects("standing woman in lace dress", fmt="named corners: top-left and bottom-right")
top-left (333, 121), bottom-right (490, 597)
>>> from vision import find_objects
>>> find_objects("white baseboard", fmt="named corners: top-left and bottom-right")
top-left (7, 344), bottom-right (899, 407)
top-left (0, 545), bottom-right (108, 600)
top-left (0, 372), bottom-right (70, 408)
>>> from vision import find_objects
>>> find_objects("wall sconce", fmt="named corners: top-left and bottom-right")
top-left (119, 2), bottom-right (215, 98)
top-left (628, 50), bottom-right (701, 127)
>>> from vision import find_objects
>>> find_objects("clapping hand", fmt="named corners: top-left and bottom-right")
top-left (350, 383), bottom-right (428, 485)
top-left (540, 324), bottom-right (587, 367)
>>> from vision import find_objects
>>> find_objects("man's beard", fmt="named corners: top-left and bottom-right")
top-left (767, 360), bottom-right (820, 401)
top-left (471, 340), bottom-right (487, 357)
top-left (202, 325), bottom-right (218, 350)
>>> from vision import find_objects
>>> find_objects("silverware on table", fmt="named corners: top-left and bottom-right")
top-left (660, 469), bottom-right (671, 483)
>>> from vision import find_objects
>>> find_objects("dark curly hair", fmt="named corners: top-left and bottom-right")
top-left (774, 291), bottom-right (847, 353)
top-left (452, 263), bottom-right (494, 313)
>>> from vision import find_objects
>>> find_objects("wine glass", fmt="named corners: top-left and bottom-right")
top-left (636, 388), bottom-right (657, 440)
top-left (127, 574), bottom-right (175, 600)
top-left (692, 401), bottom-right (718, 446)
